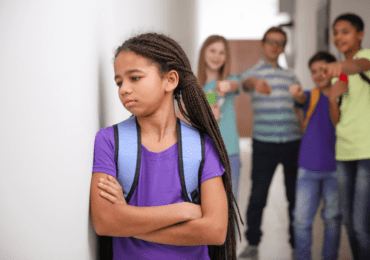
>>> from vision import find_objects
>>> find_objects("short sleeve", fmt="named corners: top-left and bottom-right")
top-left (92, 126), bottom-right (117, 177)
top-left (201, 135), bottom-right (225, 183)
top-left (355, 49), bottom-right (370, 78)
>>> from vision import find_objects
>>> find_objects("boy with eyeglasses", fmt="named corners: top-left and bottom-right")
top-left (239, 26), bottom-right (301, 259)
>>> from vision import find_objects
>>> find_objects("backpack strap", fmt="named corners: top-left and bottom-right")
top-left (115, 116), bottom-right (204, 205)
top-left (177, 118), bottom-right (205, 204)
top-left (303, 88), bottom-right (321, 131)
top-left (115, 116), bottom-right (142, 203)
top-left (360, 72), bottom-right (370, 85)
top-left (337, 72), bottom-right (369, 108)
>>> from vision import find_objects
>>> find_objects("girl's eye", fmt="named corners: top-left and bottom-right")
top-left (131, 76), bottom-right (140, 81)
top-left (116, 82), bottom-right (122, 87)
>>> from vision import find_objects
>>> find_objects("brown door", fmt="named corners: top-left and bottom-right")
top-left (228, 40), bottom-right (262, 138)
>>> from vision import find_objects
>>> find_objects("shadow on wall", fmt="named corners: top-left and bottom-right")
top-left (98, 54), bottom-right (108, 129)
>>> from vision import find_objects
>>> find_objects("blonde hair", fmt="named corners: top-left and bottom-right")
top-left (197, 35), bottom-right (231, 87)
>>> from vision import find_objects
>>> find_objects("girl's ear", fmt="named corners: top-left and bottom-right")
top-left (164, 70), bottom-right (179, 92)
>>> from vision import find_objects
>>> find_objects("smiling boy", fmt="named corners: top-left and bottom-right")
top-left (322, 13), bottom-right (370, 260)
top-left (290, 51), bottom-right (347, 260)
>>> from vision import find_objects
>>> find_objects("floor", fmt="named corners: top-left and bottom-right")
top-left (236, 138), bottom-right (352, 260)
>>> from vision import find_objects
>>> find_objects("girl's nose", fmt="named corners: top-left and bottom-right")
top-left (119, 83), bottom-right (132, 95)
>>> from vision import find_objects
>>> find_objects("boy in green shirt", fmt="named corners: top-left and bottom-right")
top-left (323, 13), bottom-right (370, 260)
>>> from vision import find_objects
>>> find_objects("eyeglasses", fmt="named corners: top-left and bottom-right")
top-left (264, 39), bottom-right (286, 47)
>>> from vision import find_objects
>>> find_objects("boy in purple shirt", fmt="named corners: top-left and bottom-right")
top-left (289, 51), bottom-right (347, 260)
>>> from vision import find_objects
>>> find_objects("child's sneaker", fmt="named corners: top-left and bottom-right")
top-left (238, 245), bottom-right (258, 259)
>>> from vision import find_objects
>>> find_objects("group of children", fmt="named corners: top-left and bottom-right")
top-left (90, 12), bottom-right (370, 260)
top-left (291, 13), bottom-right (370, 260)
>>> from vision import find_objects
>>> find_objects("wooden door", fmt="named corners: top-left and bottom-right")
top-left (228, 40), bottom-right (262, 138)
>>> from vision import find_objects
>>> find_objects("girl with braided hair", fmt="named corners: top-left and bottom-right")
top-left (90, 32), bottom-right (242, 260)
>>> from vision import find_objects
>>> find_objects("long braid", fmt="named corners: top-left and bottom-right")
top-left (115, 33), bottom-right (243, 260)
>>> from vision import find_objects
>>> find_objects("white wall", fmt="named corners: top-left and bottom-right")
top-left (0, 1), bottom-right (196, 259)
top-left (293, 0), bottom-right (323, 90)
top-left (0, 1), bottom-right (99, 259)
top-left (98, 1), bottom-right (197, 127)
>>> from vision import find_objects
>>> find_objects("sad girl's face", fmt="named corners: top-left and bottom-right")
top-left (114, 51), bottom-right (167, 117)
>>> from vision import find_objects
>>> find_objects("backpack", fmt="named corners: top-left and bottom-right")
top-left (99, 116), bottom-right (205, 260)
top-left (302, 88), bottom-right (321, 131)
top-left (303, 72), bottom-right (370, 131)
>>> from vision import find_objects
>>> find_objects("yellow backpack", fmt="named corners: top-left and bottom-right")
top-left (303, 88), bottom-right (321, 131)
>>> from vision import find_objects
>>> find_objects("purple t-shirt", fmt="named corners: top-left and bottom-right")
top-left (296, 91), bottom-right (336, 172)
top-left (92, 126), bottom-right (225, 260)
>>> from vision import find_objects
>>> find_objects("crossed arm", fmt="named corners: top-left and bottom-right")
top-left (90, 172), bottom-right (228, 246)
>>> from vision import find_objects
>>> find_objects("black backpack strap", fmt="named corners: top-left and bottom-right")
top-left (113, 124), bottom-right (119, 171)
top-left (360, 72), bottom-right (370, 85)
top-left (177, 119), bottom-right (204, 204)
top-left (339, 72), bottom-right (370, 107)
top-left (177, 119), bottom-right (191, 202)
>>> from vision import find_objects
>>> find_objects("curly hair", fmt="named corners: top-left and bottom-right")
top-left (115, 32), bottom-right (242, 260)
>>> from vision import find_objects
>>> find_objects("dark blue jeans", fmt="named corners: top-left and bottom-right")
top-left (245, 139), bottom-right (300, 248)
top-left (336, 160), bottom-right (370, 260)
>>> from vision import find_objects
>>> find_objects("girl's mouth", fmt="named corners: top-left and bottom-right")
top-left (125, 100), bottom-right (135, 106)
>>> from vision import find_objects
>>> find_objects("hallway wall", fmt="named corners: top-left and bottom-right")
top-left (0, 1), bottom-right (196, 259)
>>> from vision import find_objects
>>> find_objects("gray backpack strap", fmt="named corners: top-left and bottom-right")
top-left (115, 116), bottom-right (141, 203)
top-left (177, 118), bottom-right (205, 204)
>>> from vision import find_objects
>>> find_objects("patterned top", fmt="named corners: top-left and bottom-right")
top-left (241, 59), bottom-right (302, 143)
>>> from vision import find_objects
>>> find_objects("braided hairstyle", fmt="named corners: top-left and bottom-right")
top-left (114, 32), bottom-right (242, 260)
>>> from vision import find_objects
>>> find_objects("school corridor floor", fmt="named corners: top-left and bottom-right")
top-left (236, 138), bottom-right (352, 260)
